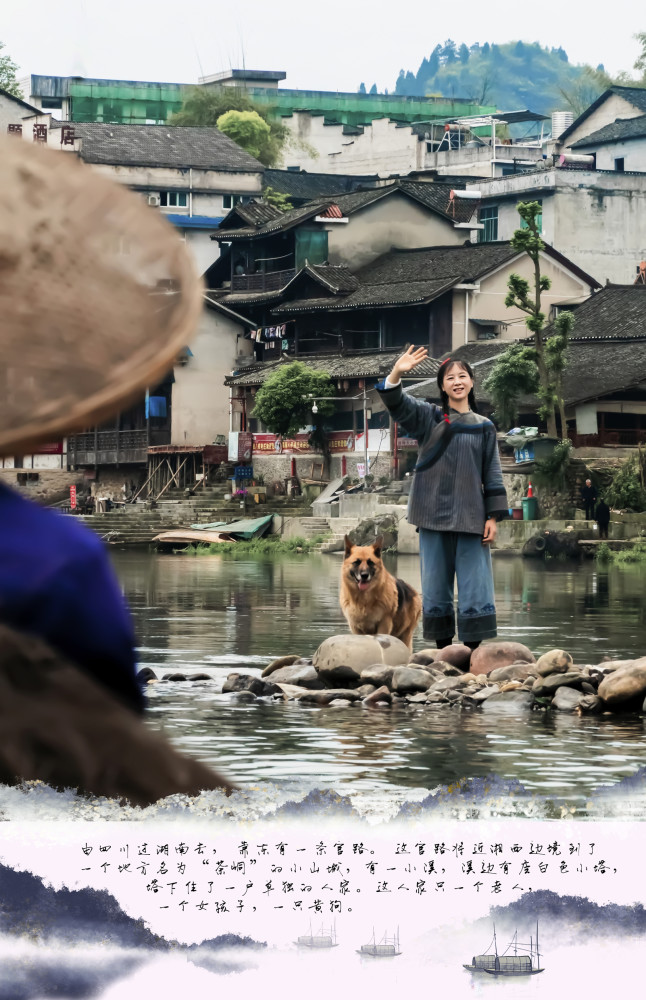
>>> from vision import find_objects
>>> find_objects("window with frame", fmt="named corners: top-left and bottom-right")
top-left (159, 191), bottom-right (188, 208)
top-left (615, 157), bottom-right (625, 172)
top-left (479, 205), bottom-right (498, 242)
top-left (223, 194), bottom-right (243, 210)
top-left (520, 199), bottom-right (542, 234)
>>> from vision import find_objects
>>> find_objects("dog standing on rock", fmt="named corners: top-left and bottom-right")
top-left (340, 535), bottom-right (422, 650)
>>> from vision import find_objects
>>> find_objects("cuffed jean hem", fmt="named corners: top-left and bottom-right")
top-left (423, 612), bottom-right (455, 641)
top-left (457, 612), bottom-right (497, 642)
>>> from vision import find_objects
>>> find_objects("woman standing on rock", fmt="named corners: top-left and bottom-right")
top-left (377, 346), bottom-right (508, 650)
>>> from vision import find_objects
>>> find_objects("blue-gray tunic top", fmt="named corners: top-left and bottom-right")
top-left (377, 381), bottom-right (508, 534)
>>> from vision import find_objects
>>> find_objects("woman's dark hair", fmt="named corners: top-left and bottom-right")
top-left (436, 357), bottom-right (478, 414)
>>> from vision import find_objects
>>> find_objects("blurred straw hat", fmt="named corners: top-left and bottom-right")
top-left (0, 135), bottom-right (203, 455)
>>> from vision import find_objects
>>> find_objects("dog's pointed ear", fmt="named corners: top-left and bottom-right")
top-left (344, 534), bottom-right (353, 557)
top-left (373, 534), bottom-right (384, 558)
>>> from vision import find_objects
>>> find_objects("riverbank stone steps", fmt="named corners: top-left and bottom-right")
top-left (139, 636), bottom-right (646, 719)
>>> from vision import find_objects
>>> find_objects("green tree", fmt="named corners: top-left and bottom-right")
top-left (486, 202), bottom-right (574, 437)
top-left (482, 343), bottom-right (539, 427)
top-left (217, 110), bottom-right (271, 162)
top-left (262, 185), bottom-right (293, 211)
top-left (170, 86), bottom-right (289, 166)
top-left (252, 362), bottom-right (335, 437)
top-left (604, 454), bottom-right (646, 511)
top-left (0, 42), bottom-right (23, 98)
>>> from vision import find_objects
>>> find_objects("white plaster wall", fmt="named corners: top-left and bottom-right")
top-left (468, 169), bottom-right (646, 285)
top-left (87, 163), bottom-right (263, 196)
top-left (183, 229), bottom-right (220, 275)
top-left (561, 94), bottom-right (645, 149)
top-left (327, 193), bottom-right (464, 269)
top-left (587, 137), bottom-right (646, 172)
top-left (449, 253), bottom-right (594, 352)
top-left (170, 308), bottom-right (253, 446)
top-left (282, 113), bottom-right (425, 176)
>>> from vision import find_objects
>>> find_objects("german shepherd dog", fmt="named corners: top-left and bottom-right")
top-left (340, 535), bottom-right (422, 650)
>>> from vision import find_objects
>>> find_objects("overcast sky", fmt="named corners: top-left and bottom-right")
top-left (3, 0), bottom-right (642, 94)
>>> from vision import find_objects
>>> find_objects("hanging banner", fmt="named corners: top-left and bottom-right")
top-left (327, 432), bottom-right (355, 453)
top-left (253, 433), bottom-right (358, 455)
top-left (396, 437), bottom-right (418, 450)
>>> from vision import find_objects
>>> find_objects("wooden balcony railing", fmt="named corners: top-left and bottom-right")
top-left (230, 268), bottom-right (296, 293)
top-left (67, 429), bottom-right (149, 466)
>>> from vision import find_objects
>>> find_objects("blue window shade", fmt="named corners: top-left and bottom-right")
top-left (146, 396), bottom-right (167, 418)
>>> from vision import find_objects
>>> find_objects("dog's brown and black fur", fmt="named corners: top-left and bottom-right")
top-left (340, 535), bottom-right (422, 650)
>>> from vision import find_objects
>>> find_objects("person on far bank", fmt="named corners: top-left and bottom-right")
top-left (581, 478), bottom-right (597, 521)
top-left (376, 345), bottom-right (508, 650)
top-left (596, 497), bottom-right (610, 539)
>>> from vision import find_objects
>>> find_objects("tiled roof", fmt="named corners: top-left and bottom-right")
top-left (273, 277), bottom-right (457, 313)
top-left (571, 114), bottom-right (646, 148)
top-left (559, 86), bottom-right (646, 145)
top-left (298, 264), bottom-right (360, 293)
top-left (263, 168), bottom-right (379, 201)
top-left (562, 285), bottom-right (646, 340)
top-left (233, 201), bottom-right (283, 226)
top-left (225, 351), bottom-right (441, 386)
top-left (49, 121), bottom-right (264, 172)
top-left (214, 180), bottom-right (477, 240)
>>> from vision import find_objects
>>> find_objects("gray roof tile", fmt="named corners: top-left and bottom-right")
top-left (225, 350), bottom-right (440, 386)
top-left (572, 114), bottom-right (646, 148)
top-left (50, 121), bottom-right (264, 172)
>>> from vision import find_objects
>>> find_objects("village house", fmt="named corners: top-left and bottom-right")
top-left (48, 120), bottom-right (265, 275)
top-left (467, 87), bottom-right (646, 286)
top-left (557, 85), bottom-right (646, 152)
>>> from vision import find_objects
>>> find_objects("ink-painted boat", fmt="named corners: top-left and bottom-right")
top-left (357, 928), bottom-right (401, 957)
top-left (464, 923), bottom-right (544, 977)
top-left (295, 922), bottom-right (338, 949)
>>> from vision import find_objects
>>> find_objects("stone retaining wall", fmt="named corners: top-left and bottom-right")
top-left (0, 468), bottom-right (86, 506)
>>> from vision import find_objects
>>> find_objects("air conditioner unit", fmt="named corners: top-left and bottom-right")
top-left (148, 193), bottom-right (161, 207)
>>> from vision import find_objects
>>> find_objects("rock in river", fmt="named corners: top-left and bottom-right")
top-left (552, 686), bottom-right (583, 712)
top-left (313, 634), bottom-right (409, 673)
top-left (535, 649), bottom-right (574, 677)
top-left (598, 658), bottom-right (646, 706)
top-left (481, 690), bottom-right (534, 713)
top-left (262, 654), bottom-right (302, 678)
top-left (391, 666), bottom-right (435, 694)
top-left (470, 642), bottom-right (535, 676)
top-left (266, 664), bottom-right (324, 690)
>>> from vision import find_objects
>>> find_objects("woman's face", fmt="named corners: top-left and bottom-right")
top-left (441, 362), bottom-right (473, 404)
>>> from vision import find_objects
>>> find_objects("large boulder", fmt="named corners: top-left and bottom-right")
top-left (391, 666), bottom-right (435, 694)
top-left (313, 634), bottom-right (409, 674)
top-left (267, 664), bottom-right (325, 689)
top-left (535, 649), bottom-right (574, 677)
top-left (598, 658), bottom-right (646, 707)
top-left (433, 644), bottom-right (472, 671)
top-left (470, 642), bottom-right (535, 676)
top-left (350, 514), bottom-right (398, 551)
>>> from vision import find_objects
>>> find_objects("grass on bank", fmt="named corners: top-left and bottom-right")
top-left (184, 534), bottom-right (331, 557)
top-left (596, 538), bottom-right (646, 564)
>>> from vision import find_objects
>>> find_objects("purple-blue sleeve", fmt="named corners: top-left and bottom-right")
top-left (31, 546), bottom-right (144, 713)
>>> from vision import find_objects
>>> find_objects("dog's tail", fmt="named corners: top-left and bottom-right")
top-left (395, 578), bottom-right (415, 611)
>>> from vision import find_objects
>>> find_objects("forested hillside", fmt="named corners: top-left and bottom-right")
top-left (389, 41), bottom-right (609, 116)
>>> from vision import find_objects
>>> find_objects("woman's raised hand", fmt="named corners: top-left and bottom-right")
top-left (392, 345), bottom-right (429, 377)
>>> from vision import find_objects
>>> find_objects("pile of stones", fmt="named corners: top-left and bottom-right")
top-left (215, 634), bottom-right (646, 716)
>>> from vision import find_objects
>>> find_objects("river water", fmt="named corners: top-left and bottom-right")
top-left (109, 551), bottom-right (646, 816)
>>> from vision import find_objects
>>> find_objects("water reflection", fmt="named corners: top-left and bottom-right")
top-left (111, 551), bottom-right (646, 801)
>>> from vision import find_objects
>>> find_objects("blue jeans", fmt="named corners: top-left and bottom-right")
top-left (419, 529), bottom-right (497, 642)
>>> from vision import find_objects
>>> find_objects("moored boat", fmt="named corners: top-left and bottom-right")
top-left (296, 922), bottom-right (338, 949)
top-left (464, 923), bottom-right (544, 977)
top-left (357, 928), bottom-right (401, 957)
